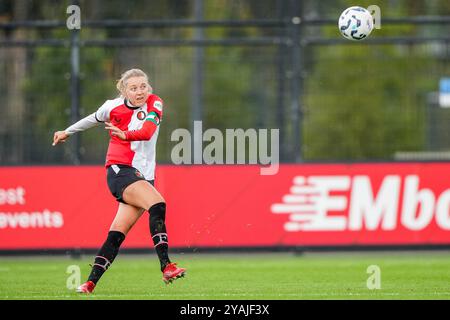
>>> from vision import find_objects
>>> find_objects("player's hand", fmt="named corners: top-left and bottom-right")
top-left (52, 131), bottom-right (69, 146)
top-left (105, 122), bottom-right (126, 140)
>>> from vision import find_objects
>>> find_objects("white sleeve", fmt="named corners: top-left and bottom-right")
top-left (95, 98), bottom-right (122, 122)
top-left (64, 98), bottom-right (121, 135)
top-left (64, 113), bottom-right (101, 136)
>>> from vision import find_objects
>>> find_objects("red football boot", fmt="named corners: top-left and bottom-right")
top-left (162, 262), bottom-right (186, 284)
top-left (76, 281), bottom-right (96, 293)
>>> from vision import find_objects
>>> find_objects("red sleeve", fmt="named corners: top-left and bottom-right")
top-left (124, 121), bottom-right (157, 141)
top-left (124, 95), bottom-right (163, 141)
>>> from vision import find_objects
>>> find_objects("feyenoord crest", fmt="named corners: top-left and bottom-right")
top-left (137, 111), bottom-right (146, 120)
top-left (135, 170), bottom-right (144, 178)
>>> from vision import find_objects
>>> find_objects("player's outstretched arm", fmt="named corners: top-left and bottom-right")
top-left (52, 113), bottom-right (102, 146)
top-left (52, 131), bottom-right (69, 146)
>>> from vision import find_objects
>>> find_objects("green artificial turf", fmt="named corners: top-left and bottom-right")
top-left (1, 252), bottom-right (450, 300)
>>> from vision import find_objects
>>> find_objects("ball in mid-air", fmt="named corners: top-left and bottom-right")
top-left (338, 6), bottom-right (374, 41)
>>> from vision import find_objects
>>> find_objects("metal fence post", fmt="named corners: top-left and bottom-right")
top-left (289, 0), bottom-right (303, 162)
top-left (277, 0), bottom-right (288, 162)
top-left (192, 0), bottom-right (204, 163)
top-left (69, 26), bottom-right (81, 164)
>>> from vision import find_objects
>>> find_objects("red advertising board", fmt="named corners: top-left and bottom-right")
top-left (1, 163), bottom-right (450, 250)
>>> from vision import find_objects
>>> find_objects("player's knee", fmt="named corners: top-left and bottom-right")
top-left (109, 224), bottom-right (130, 236)
top-left (142, 195), bottom-right (164, 211)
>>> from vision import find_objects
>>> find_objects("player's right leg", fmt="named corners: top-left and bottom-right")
top-left (77, 203), bottom-right (144, 293)
top-left (122, 180), bottom-right (186, 284)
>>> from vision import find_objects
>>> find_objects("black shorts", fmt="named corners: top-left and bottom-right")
top-left (106, 164), bottom-right (154, 203)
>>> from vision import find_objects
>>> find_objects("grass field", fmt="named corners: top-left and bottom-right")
top-left (1, 251), bottom-right (450, 300)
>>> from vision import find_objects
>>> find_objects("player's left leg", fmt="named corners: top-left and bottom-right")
top-left (77, 203), bottom-right (144, 293)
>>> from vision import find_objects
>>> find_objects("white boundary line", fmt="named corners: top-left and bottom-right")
top-left (3, 292), bottom-right (450, 299)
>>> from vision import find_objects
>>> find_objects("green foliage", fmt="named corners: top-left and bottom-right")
top-left (79, 46), bottom-right (117, 162)
top-left (301, 0), bottom-right (447, 160)
top-left (24, 29), bottom-right (113, 163)
top-left (303, 44), bottom-right (435, 160)
top-left (10, 0), bottom-right (450, 164)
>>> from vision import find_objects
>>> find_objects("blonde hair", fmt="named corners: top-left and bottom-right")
top-left (116, 68), bottom-right (153, 97)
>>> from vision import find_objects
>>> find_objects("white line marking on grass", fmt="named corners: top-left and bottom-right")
top-left (3, 292), bottom-right (450, 299)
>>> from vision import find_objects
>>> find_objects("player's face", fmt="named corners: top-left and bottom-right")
top-left (125, 76), bottom-right (150, 107)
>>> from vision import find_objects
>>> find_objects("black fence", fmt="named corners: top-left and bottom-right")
top-left (1, 0), bottom-right (449, 165)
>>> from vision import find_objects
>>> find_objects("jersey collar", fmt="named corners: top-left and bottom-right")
top-left (124, 99), bottom-right (142, 110)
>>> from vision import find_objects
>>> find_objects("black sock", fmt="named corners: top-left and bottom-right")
top-left (87, 230), bottom-right (125, 284)
top-left (149, 202), bottom-right (171, 271)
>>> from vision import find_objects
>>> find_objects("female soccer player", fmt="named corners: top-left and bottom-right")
top-left (53, 68), bottom-right (186, 293)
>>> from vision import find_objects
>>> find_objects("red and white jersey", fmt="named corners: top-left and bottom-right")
top-left (94, 94), bottom-right (163, 180)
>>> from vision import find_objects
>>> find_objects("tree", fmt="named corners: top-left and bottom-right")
top-left (301, 0), bottom-right (441, 160)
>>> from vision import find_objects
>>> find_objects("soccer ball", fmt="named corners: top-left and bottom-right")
top-left (338, 6), bottom-right (374, 41)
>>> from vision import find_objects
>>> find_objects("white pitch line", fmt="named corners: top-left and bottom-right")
top-left (2, 292), bottom-right (450, 299)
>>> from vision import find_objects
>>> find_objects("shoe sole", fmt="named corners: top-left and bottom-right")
top-left (163, 270), bottom-right (186, 284)
top-left (76, 287), bottom-right (94, 294)
top-left (76, 290), bottom-right (93, 294)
